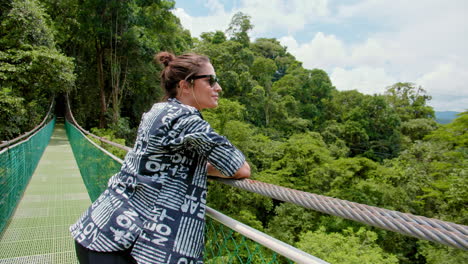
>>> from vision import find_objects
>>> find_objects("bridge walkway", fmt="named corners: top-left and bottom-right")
top-left (0, 123), bottom-right (90, 264)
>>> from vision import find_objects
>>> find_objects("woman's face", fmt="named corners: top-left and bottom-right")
top-left (191, 63), bottom-right (222, 110)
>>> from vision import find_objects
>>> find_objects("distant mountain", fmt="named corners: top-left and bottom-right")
top-left (435, 111), bottom-right (461, 124)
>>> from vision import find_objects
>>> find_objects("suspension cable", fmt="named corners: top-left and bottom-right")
top-left (214, 178), bottom-right (468, 250)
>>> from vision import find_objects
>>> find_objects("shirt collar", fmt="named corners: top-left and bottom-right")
top-left (167, 97), bottom-right (203, 118)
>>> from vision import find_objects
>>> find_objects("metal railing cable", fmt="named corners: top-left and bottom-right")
top-left (0, 101), bottom-right (54, 150)
top-left (65, 97), bottom-right (132, 152)
top-left (65, 99), bottom-right (328, 263)
top-left (65, 98), bottom-right (468, 251)
top-left (206, 207), bottom-right (328, 264)
top-left (215, 178), bottom-right (468, 250)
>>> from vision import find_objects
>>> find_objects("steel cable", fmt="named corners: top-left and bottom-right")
top-left (215, 178), bottom-right (468, 250)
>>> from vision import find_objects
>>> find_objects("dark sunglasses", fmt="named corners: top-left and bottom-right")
top-left (190, 74), bottom-right (219, 87)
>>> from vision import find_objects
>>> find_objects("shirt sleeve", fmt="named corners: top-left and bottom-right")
top-left (175, 114), bottom-right (246, 177)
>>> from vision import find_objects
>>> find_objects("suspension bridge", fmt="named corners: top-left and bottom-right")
top-left (0, 102), bottom-right (466, 264)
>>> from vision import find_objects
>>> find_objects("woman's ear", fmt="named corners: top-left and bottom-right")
top-left (178, 80), bottom-right (191, 96)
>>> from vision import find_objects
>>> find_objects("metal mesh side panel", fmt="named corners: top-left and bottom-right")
top-left (0, 118), bottom-right (55, 234)
top-left (65, 120), bottom-right (121, 201)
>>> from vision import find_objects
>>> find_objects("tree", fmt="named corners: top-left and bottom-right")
top-left (323, 91), bottom-right (401, 160)
top-left (0, 0), bottom-right (75, 139)
top-left (251, 38), bottom-right (296, 80)
top-left (418, 241), bottom-right (468, 264)
top-left (194, 40), bottom-right (254, 97)
top-left (0, 88), bottom-right (27, 139)
top-left (203, 98), bottom-right (245, 135)
top-left (400, 118), bottom-right (438, 144)
top-left (200, 30), bottom-right (226, 44)
top-left (257, 132), bottom-right (332, 190)
top-left (296, 227), bottom-right (399, 264)
top-left (385, 82), bottom-right (434, 122)
top-left (44, 0), bottom-right (191, 129)
top-left (225, 12), bottom-right (253, 47)
top-left (249, 57), bottom-right (277, 126)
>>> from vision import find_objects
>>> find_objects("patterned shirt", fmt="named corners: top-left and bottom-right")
top-left (70, 98), bottom-right (246, 264)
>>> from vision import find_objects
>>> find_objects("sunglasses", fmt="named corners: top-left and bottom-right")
top-left (190, 74), bottom-right (219, 87)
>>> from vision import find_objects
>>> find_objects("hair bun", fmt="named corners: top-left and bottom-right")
top-left (155, 51), bottom-right (175, 67)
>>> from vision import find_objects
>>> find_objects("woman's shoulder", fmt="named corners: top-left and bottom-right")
top-left (143, 99), bottom-right (207, 131)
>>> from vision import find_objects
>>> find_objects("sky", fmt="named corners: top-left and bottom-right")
top-left (173, 0), bottom-right (468, 112)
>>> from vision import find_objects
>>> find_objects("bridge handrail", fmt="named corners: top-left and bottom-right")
top-left (0, 100), bottom-right (54, 150)
top-left (65, 98), bottom-right (468, 251)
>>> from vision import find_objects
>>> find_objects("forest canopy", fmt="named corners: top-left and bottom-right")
top-left (0, 1), bottom-right (466, 263)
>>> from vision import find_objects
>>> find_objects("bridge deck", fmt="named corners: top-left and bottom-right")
top-left (0, 123), bottom-right (90, 264)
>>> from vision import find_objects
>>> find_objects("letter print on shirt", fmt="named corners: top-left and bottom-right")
top-left (71, 98), bottom-right (246, 263)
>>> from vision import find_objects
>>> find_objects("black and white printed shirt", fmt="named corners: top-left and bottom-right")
top-left (70, 98), bottom-right (246, 264)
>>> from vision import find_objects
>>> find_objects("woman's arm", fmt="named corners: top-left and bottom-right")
top-left (207, 161), bottom-right (250, 179)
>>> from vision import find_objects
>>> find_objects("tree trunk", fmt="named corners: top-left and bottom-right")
top-left (96, 40), bottom-right (107, 128)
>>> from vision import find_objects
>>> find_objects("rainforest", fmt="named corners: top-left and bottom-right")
top-left (0, 1), bottom-right (466, 263)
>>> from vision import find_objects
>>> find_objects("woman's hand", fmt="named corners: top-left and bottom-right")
top-left (207, 161), bottom-right (250, 179)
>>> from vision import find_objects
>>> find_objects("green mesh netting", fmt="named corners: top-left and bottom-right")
top-left (65, 120), bottom-right (293, 263)
top-left (0, 118), bottom-right (55, 234)
top-left (65, 120), bottom-right (121, 201)
top-left (205, 218), bottom-right (294, 264)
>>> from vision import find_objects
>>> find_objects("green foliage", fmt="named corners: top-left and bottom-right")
top-left (207, 180), bottom-right (273, 231)
top-left (0, 0), bottom-right (75, 139)
top-left (323, 91), bottom-right (402, 160)
top-left (266, 203), bottom-right (319, 245)
top-left (0, 87), bottom-right (27, 139)
top-left (45, 0), bottom-right (191, 128)
top-left (296, 227), bottom-right (399, 264)
top-left (257, 132), bottom-right (332, 191)
top-left (250, 57), bottom-right (277, 85)
top-left (0, 0), bottom-right (75, 96)
top-left (382, 114), bottom-right (468, 225)
top-left (226, 12), bottom-right (253, 46)
top-left (385, 82), bottom-right (435, 122)
top-left (16, 6), bottom-right (463, 263)
top-left (400, 118), bottom-right (439, 143)
top-left (204, 98), bottom-right (245, 134)
top-left (108, 117), bottom-right (136, 147)
top-left (0, 47), bottom-right (75, 96)
top-left (0, 0), bottom-right (55, 48)
top-left (89, 127), bottom-right (127, 159)
top-left (425, 111), bottom-right (467, 149)
top-left (200, 30), bottom-right (227, 44)
top-left (417, 241), bottom-right (468, 264)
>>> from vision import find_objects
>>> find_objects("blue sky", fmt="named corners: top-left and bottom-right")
top-left (173, 0), bottom-right (468, 111)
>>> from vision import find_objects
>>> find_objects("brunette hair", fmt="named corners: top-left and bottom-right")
top-left (155, 51), bottom-right (210, 100)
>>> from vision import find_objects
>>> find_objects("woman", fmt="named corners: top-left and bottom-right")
top-left (70, 52), bottom-right (250, 264)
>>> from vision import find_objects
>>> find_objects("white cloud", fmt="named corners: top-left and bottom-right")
top-left (427, 94), bottom-right (468, 112)
top-left (172, 8), bottom-right (231, 38)
top-left (280, 33), bottom-right (347, 70)
top-left (334, 0), bottom-right (468, 76)
top-left (350, 38), bottom-right (388, 68)
top-left (204, 0), bottom-right (224, 13)
top-left (416, 64), bottom-right (468, 96)
top-left (416, 63), bottom-right (468, 111)
top-left (237, 0), bottom-right (330, 36)
top-left (331, 67), bottom-right (396, 95)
